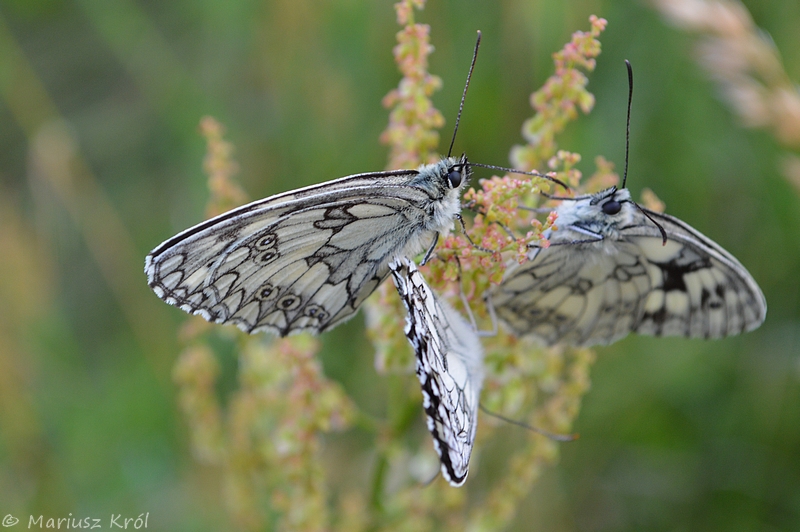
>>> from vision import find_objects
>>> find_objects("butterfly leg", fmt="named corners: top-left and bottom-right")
top-left (420, 232), bottom-right (439, 266)
top-left (455, 213), bottom-right (493, 254)
top-left (463, 204), bottom-right (516, 241)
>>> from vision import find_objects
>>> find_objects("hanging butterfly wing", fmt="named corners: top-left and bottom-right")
top-left (389, 256), bottom-right (483, 486)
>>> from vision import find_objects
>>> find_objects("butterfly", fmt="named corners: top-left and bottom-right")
top-left (489, 186), bottom-right (767, 346)
top-left (388, 256), bottom-right (483, 486)
top-left (144, 157), bottom-right (473, 336)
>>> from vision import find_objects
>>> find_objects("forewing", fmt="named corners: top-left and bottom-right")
top-left (146, 171), bottom-right (436, 336)
top-left (623, 209), bottom-right (767, 338)
top-left (492, 209), bottom-right (766, 346)
top-left (492, 240), bottom-right (653, 346)
top-left (389, 257), bottom-right (483, 487)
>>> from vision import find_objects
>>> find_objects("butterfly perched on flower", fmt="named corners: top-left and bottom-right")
top-left (490, 181), bottom-right (766, 347)
top-left (388, 256), bottom-right (483, 486)
top-left (145, 157), bottom-right (472, 336)
top-left (489, 60), bottom-right (766, 347)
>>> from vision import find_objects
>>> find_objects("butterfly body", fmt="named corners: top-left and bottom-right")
top-left (389, 256), bottom-right (483, 487)
top-left (492, 187), bottom-right (767, 346)
top-left (145, 157), bottom-right (470, 336)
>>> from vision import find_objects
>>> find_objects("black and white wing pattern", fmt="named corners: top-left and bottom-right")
top-left (145, 157), bottom-right (470, 336)
top-left (388, 256), bottom-right (484, 487)
top-left (491, 187), bottom-right (767, 347)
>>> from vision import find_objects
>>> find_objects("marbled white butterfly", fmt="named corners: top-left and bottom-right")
top-left (490, 186), bottom-right (766, 346)
top-left (490, 61), bottom-right (766, 346)
top-left (145, 157), bottom-right (471, 336)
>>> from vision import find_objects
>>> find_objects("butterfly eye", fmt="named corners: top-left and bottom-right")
top-left (447, 169), bottom-right (462, 188)
top-left (602, 199), bottom-right (622, 215)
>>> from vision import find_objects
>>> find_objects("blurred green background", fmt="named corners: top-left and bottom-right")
top-left (1, 0), bottom-right (799, 530)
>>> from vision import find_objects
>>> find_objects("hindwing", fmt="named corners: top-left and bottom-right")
top-left (389, 256), bottom-right (483, 486)
top-left (624, 208), bottom-right (766, 338)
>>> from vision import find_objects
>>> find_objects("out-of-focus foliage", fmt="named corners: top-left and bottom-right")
top-left (1, 1), bottom-right (799, 531)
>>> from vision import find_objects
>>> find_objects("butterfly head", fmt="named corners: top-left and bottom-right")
top-left (600, 191), bottom-right (622, 215)
top-left (592, 186), bottom-right (630, 215)
top-left (590, 185), bottom-right (669, 245)
top-left (410, 155), bottom-right (471, 195)
top-left (442, 155), bottom-right (471, 194)
top-left (447, 165), bottom-right (464, 189)
top-left (555, 186), bottom-right (636, 239)
top-left (404, 155), bottom-right (472, 235)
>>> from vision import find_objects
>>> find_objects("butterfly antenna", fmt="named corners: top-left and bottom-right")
top-left (447, 30), bottom-right (482, 158)
top-left (539, 190), bottom-right (587, 201)
top-left (471, 162), bottom-right (570, 190)
top-left (634, 203), bottom-right (668, 245)
top-left (479, 405), bottom-right (579, 442)
top-left (447, 32), bottom-right (570, 192)
top-left (622, 60), bottom-right (668, 245)
top-left (622, 59), bottom-right (633, 189)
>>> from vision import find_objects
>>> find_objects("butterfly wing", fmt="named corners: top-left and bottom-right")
top-left (623, 208), bottom-right (766, 338)
top-left (146, 167), bottom-right (458, 336)
top-left (492, 206), bottom-right (766, 346)
top-left (389, 256), bottom-right (483, 486)
top-left (491, 237), bottom-right (649, 346)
